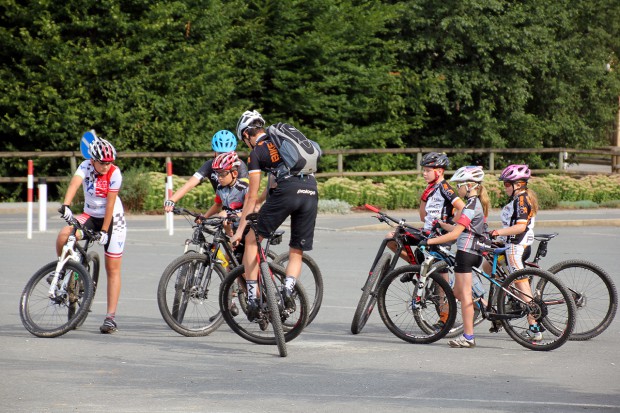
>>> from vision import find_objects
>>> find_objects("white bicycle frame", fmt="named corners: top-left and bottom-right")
top-left (47, 233), bottom-right (82, 298)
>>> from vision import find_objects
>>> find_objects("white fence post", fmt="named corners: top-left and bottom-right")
top-left (27, 160), bottom-right (33, 239)
top-left (38, 178), bottom-right (47, 232)
top-left (166, 157), bottom-right (174, 235)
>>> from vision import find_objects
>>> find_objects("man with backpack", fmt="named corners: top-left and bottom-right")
top-left (230, 110), bottom-right (320, 319)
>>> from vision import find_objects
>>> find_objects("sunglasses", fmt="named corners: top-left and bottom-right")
top-left (456, 183), bottom-right (469, 189)
top-left (95, 160), bottom-right (112, 166)
top-left (215, 170), bottom-right (231, 178)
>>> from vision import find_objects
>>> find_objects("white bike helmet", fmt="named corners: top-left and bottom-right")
top-left (450, 165), bottom-right (485, 182)
top-left (236, 110), bottom-right (265, 139)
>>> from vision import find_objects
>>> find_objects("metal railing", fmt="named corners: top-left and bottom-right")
top-left (1, 146), bottom-right (618, 183)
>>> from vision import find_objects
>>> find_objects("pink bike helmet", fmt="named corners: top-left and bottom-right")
top-left (213, 151), bottom-right (241, 171)
top-left (499, 164), bottom-right (531, 182)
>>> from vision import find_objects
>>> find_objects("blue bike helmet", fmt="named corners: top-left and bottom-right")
top-left (211, 130), bottom-right (237, 152)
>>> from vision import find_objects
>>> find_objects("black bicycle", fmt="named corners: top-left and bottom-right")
top-left (20, 216), bottom-right (101, 337)
top-left (351, 204), bottom-right (425, 335)
top-left (219, 213), bottom-right (309, 357)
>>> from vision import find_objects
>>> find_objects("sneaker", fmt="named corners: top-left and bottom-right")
top-left (432, 320), bottom-right (445, 332)
top-left (282, 287), bottom-right (296, 311)
top-left (488, 319), bottom-right (503, 333)
top-left (246, 299), bottom-right (260, 322)
top-left (100, 318), bottom-right (118, 334)
top-left (521, 327), bottom-right (543, 342)
top-left (448, 335), bottom-right (476, 348)
top-left (230, 302), bottom-right (239, 317)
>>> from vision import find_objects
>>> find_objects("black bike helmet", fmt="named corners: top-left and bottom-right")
top-left (420, 152), bottom-right (450, 168)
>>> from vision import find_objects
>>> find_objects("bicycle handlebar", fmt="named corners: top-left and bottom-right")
top-left (173, 207), bottom-right (226, 228)
top-left (62, 216), bottom-right (100, 241)
top-left (364, 204), bottom-right (427, 238)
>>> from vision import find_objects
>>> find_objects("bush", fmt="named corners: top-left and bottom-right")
top-left (121, 166), bottom-right (151, 212)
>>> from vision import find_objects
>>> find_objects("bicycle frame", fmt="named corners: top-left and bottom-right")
top-left (48, 220), bottom-right (96, 298)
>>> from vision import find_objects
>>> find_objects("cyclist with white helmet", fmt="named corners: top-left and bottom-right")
top-left (163, 130), bottom-right (248, 212)
top-left (56, 135), bottom-right (127, 334)
top-left (231, 109), bottom-right (319, 320)
top-left (200, 151), bottom-right (249, 236)
top-left (484, 164), bottom-right (542, 341)
top-left (419, 165), bottom-right (491, 348)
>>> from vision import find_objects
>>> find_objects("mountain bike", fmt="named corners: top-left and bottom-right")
top-left (444, 233), bottom-right (618, 341)
top-left (157, 207), bottom-right (312, 337)
top-left (20, 216), bottom-right (101, 337)
top-left (523, 233), bottom-right (617, 340)
top-left (416, 243), bottom-right (577, 351)
top-left (219, 213), bottom-right (309, 357)
top-left (351, 204), bottom-right (425, 335)
top-left (157, 208), bottom-right (238, 337)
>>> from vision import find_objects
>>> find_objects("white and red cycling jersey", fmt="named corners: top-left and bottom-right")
top-left (74, 160), bottom-right (126, 258)
top-left (75, 160), bottom-right (123, 218)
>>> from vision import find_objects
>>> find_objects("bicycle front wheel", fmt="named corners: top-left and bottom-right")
top-left (546, 260), bottom-right (617, 341)
top-left (261, 261), bottom-right (287, 357)
top-left (20, 261), bottom-right (93, 338)
top-left (157, 252), bottom-right (226, 337)
top-left (377, 265), bottom-right (457, 344)
top-left (498, 268), bottom-right (576, 351)
top-left (351, 252), bottom-right (391, 334)
top-left (219, 263), bottom-right (309, 347)
top-left (273, 252), bottom-right (323, 326)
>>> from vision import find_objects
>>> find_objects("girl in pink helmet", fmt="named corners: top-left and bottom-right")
top-left (486, 164), bottom-right (541, 341)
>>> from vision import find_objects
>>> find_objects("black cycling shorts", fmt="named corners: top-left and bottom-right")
top-left (257, 175), bottom-right (318, 251)
top-left (80, 216), bottom-right (113, 251)
top-left (454, 250), bottom-right (483, 273)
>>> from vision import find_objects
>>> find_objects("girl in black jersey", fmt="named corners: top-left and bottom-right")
top-left (486, 164), bottom-right (542, 342)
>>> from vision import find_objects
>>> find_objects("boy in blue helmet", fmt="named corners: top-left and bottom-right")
top-left (164, 130), bottom-right (249, 212)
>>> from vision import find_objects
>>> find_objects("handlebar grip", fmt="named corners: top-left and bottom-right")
top-left (364, 204), bottom-right (380, 213)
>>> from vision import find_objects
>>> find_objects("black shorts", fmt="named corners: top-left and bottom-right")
top-left (257, 175), bottom-right (318, 251)
top-left (454, 250), bottom-right (483, 273)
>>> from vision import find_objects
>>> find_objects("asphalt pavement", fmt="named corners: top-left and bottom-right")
top-left (1, 205), bottom-right (619, 412)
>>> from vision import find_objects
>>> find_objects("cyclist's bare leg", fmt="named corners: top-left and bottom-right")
top-left (241, 228), bottom-right (261, 281)
top-left (385, 231), bottom-right (410, 263)
top-left (453, 272), bottom-right (474, 336)
top-left (104, 256), bottom-right (122, 315)
top-left (56, 226), bottom-right (73, 256)
top-left (285, 248), bottom-right (303, 279)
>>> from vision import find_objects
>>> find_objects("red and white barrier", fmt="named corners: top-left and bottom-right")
top-left (38, 178), bottom-right (47, 232)
top-left (165, 158), bottom-right (174, 235)
top-left (27, 160), bottom-right (33, 239)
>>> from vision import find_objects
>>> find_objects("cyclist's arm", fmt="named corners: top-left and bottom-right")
top-left (230, 171), bottom-right (261, 244)
top-left (428, 223), bottom-right (465, 245)
top-left (493, 222), bottom-right (527, 237)
top-left (203, 203), bottom-right (222, 218)
top-left (452, 197), bottom-right (465, 222)
top-left (419, 200), bottom-right (427, 223)
top-left (169, 176), bottom-right (201, 204)
top-left (62, 175), bottom-right (83, 206)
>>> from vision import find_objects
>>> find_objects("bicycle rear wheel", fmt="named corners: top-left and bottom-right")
top-left (220, 263), bottom-right (308, 347)
top-left (546, 260), bottom-right (617, 340)
top-left (74, 251), bottom-right (101, 329)
top-left (351, 253), bottom-right (391, 334)
top-left (20, 261), bottom-right (93, 338)
top-left (497, 268), bottom-right (576, 351)
top-left (274, 252), bottom-right (323, 326)
top-left (157, 252), bottom-right (226, 337)
top-left (377, 265), bottom-right (457, 344)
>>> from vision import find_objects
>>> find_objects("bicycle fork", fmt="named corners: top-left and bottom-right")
top-left (48, 236), bottom-right (81, 298)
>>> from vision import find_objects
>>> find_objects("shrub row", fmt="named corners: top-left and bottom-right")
top-left (69, 171), bottom-right (620, 213)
